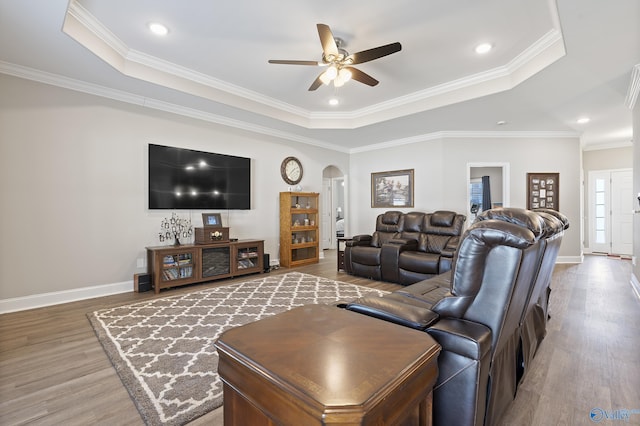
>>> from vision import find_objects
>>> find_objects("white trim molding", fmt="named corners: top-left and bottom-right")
top-left (631, 274), bottom-right (640, 301)
top-left (0, 281), bottom-right (132, 314)
top-left (63, 0), bottom-right (565, 130)
top-left (625, 64), bottom-right (640, 110)
top-left (0, 61), bottom-right (583, 155)
top-left (556, 255), bottom-right (584, 264)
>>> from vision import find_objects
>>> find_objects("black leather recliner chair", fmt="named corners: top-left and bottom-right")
top-left (472, 208), bottom-right (569, 386)
top-left (381, 211), bottom-right (466, 284)
top-left (345, 210), bottom-right (465, 285)
top-left (520, 208), bottom-right (569, 379)
top-left (345, 209), bottom-right (565, 426)
top-left (344, 211), bottom-right (404, 280)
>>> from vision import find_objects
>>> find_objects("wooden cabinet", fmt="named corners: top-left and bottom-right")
top-left (337, 237), bottom-right (352, 271)
top-left (279, 192), bottom-right (319, 267)
top-left (216, 304), bottom-right (440, 426)
top-left (234, 241), bottom-right (264, 273)
top-left (147, 240), bottom-right (264, 294)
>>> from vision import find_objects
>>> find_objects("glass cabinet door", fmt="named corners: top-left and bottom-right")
top-left (161, 252), bottom-right (194, 281)
top-left (235, 244), bottom-right (262, 271)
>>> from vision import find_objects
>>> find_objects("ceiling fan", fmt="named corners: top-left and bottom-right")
top-left (268, 24), bottom-right (402, 91)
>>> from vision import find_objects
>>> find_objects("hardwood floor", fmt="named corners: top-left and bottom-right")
top-left (499, 254), bottom-right (640, 426)
top-left (0, 252), bottom-right (638, 425)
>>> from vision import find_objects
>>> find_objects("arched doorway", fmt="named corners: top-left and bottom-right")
top-left (322, 166), bottom-right (346, 250)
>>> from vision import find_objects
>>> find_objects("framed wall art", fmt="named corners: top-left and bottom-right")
top-left (371, 169), bottom-right (414, 208)
top-left (527, 173), bottom-right (559, 210)
top-left (202, 213), bottom-right (222, 227)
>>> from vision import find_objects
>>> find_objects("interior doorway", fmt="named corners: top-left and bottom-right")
top-left (466, 162), bottom-right (510, 222)
top-left (322, 166), bottom-right (347, 250)
top-left (587, 169), bottom-right (633, 255)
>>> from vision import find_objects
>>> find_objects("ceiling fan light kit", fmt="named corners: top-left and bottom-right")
top-left (475, 42), bottom-right (493, 54)
top-left (268, 23), bottom-right (401, 91)
top-left (148, 22), bottom-right (169, 36)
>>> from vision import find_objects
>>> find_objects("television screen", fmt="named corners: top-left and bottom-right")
top-left (148, 144), bottom-right (251, 210)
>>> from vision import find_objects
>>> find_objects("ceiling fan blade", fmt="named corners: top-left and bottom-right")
top-left (308, 75), bottom-right (324, 91)
top-left (268, 59), bottom-right (321, 66)
top-left (347, 67), bottom-right (379, 86)
top-left (317, 23), bottom-right (339, 59)
top-left (347, 42), bottom-right (402, 65)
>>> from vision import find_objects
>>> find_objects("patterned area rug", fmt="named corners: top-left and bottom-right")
top-left (88, 272), bottom-right (388, 425)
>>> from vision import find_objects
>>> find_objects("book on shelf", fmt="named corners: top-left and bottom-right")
top-left (180, 266), bottom-right (193, 278)
top-left (162, 266), bottom-right (193, 280)
top-left (163, 255), bottom-right (177, 266)
top-left (238, 250), bottom-right (258, 259)
top-left (237, 259), bottom-right (257, 269)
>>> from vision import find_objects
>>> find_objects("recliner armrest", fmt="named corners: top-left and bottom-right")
top-left (440, 248), bottom-right (455, 258)
top-left (345, 296), bottom-right (439, 330)
top-left (441, 236), bottom-right (461, 257)
top-left (346, 234), bottom-right (372, 247)
top-left (426, 318), bottom-right (491, 360)
top-left (387, 237), bottom-right (419, 249)
top-left (380, 239), bottom-right (418, 282)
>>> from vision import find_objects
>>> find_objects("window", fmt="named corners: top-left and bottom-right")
top-left (594, 178), bottom-right (606, 244)
top-left (470, 178), bottom-right (483, 213)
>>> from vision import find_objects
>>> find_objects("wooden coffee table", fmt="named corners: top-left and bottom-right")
top-left (215, 304), bottom-right (440, 425)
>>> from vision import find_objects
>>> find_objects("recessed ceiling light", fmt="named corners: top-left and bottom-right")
top-left (148, 22), bottom-right (169, 36)
top-left (577, 117), bottom-right (590, 124)
top-left (496, 120), bottom-right (507, 126)
top-left (475, 43), bottom-right (493, 54)
top-left (329, 98), bottom-right (339, 106)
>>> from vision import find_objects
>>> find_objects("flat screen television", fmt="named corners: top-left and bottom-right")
top-left (148, 144), bottom-right (251, 210)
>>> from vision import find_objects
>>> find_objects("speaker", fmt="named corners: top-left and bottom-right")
top-left (263, 253), bottom-right (270, 272)
top-left (134, 273), bottom-right (152, 292)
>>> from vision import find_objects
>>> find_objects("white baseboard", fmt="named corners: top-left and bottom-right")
top-left (556, 255), bottom-right (583, 264)
top-left (631, 274), bottom-right (640, 301)
top-left (0, 253), bottom-right (588, 314)
top-left (0, 281), bottom-right (132, 314)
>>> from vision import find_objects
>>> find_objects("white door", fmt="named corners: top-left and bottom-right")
top-left (610, 170), bottom-right (633, 255)
top-left (321, 178), bottom-right (332, 250)
top-left (588, 169), bottom-right (633, 255)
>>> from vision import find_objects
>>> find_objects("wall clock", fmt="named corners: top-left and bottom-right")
top-left (281, 156), bottom-right (303, 185)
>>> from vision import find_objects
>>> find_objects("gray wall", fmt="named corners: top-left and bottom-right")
top-left (1, 73), bottom-right (587, 308)
top-left (349, 137), bottom-right (583, 261)
top-left (583, 146), bottom-right (633, 171)
top-left (0, 74), bottom-right (349, 301)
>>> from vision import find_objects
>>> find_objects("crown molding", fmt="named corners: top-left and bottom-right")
top-left (349, 130), bottom-right (580, 153)
top-left (279, 29), bottom-right (565, 129)
top-left (1, 61), bottom-right (583, 155)
top-left (581, 139), bottom-right (633, 152)
top-left (67, 1), bottom-right (307, 117)
top-left (0, 61), bottom-right (348, 153)
top-left (63, 0), bottom-right (565, 130)
top-left (63, 2), bottom-right (313, 128)
top-left (0, 60), bottom-right (592, 156)
top-left (625, 64), bottom-right (640, 110)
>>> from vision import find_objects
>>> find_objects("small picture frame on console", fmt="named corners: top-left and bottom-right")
top-left (202, 213), bottom-right (222, 227)
top-left (526, 172), bottom-right (559, 211)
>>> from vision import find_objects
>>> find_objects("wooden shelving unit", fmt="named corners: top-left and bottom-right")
top-left (279, 192), bottom-right (319, 267)
top-left (147, 239), bottom-right (264, 294)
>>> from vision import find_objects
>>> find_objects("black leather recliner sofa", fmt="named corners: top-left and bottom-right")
top-left (344, 210), bottom-right (466, 285)
top-left (343, 208), bottom-right (568, 426)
